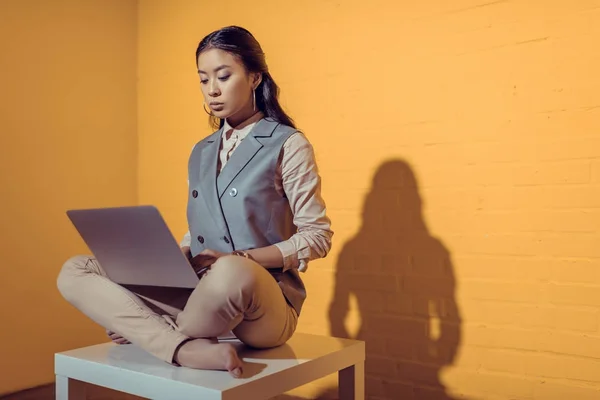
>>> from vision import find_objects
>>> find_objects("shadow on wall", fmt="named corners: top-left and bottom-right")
top-left (320, 159), bottom-right (463, 400)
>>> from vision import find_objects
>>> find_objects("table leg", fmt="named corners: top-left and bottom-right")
top-left (339, 362), bottom-right (365, 400)
top-left (56, 375), bottom-right (87, 400)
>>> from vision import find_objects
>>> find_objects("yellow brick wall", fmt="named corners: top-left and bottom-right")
top-left (138, 1), bottom-right (600, 398)
top-left (0, 0), bottom-right (138, 395)
top-left (3, 0), bottom-right (596, 398)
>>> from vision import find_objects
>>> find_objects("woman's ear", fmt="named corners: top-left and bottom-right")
top-left (252, 72), bottom-right (263, 90)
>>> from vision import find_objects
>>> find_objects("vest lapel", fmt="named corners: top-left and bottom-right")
top-left (216, 118), bottom-right (278, 198)
top-left (196, 129), bottom-right (230, 234)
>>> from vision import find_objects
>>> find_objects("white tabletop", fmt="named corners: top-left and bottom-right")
top-left (55, 332), bottom-right (365, 400)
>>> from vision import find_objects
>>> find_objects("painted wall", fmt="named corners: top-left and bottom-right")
top-left (138, 1), bottom-right (600, 399)
top-left (3, 1), bottom-right (599, 398)
top-left (0, 0), bottom-right (137, 395)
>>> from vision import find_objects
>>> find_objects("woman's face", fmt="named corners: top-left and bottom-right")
top-left (197, 48), bottom-right (259, 123)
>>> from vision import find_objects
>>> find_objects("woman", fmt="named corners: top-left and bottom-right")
top-left (57, 26), bottom-right (332, 378)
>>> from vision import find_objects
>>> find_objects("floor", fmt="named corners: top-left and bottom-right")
top-left (0, 383), bottom-right (315, 400)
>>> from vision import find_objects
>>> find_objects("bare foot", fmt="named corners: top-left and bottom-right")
top-left (174, 338), bottom-right (243, 378)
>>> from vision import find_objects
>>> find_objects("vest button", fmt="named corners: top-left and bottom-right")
top-left (229, 188), bottom-right (238, 197)
top-left (192, 190), bottom-right (198, 198)
top-left (197, 235), bottom-right (204, 243)
top-left (223, 236), bottom-right (230, 244)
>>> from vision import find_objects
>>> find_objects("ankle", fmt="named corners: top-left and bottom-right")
top-left (173, 338), bottom-right (193, 365)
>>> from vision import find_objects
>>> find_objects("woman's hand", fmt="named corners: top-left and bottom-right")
top-left (181, 246), bottom-right (192, 260)
top-left (199, 249), bottom-right (228, 258)
top-left (190, 249), bottom-right (228, 274)
top-left (106, 329), bottom-right (130, 345)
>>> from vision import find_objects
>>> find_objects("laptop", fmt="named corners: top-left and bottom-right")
top-left (66, 205), bottom-right (200, 288)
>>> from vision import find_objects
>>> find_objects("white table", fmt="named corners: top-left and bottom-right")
top-left (55, 332), bottom-right (365, 400)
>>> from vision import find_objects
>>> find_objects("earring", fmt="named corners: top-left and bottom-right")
top-left (253, 89), bottom-right (256, 112)
top-left (203, 102), bottom-right (213, 115)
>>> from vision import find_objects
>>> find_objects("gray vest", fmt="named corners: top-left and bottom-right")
top-left (187, 118), bottom-right (306, 315)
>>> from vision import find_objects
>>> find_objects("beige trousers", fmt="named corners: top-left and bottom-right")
top-left (57, 254), bottom-right (298, 364)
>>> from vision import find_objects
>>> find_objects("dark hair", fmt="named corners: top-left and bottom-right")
top-left (195, 26), bottom-right (296, 131)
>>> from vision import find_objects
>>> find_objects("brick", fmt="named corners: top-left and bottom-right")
top-left (446, 234), bottom-right (541, 257)
top-left (448, 233), bottom-right (600, 258)
top-left (304, 267), bottom-right (335, 284)
top-left (511, 161), bottom-right (591, 186)
top-left (324, 210), bottom-right (360, 236)
top-left (327, 286), bottom-right (386, 319)
top-left (386, 339), bottom-right (418, 361)
top-left (460, 301), bottom-right (599, 332)
top-left (413, 137), bottom-right (600, 167)
top-left (462, 325), bottom-right (543, 351)
top-left (406, 252), bottom-right (451, 277)
top-left (522, 107), bottom-right (600, 140)
top-left (453, 256), bottom-right (556, 282)
top-left (325, 189), bottom-right (367, 212)
top-left (413, 335), bottom-right (460, 366)
top-left (365, 377), bottom-right (384, 398)
top-left (534, 137), bottom-right (600, 162)
top-left (413, 385), bottom-right (454, 400)
top-left (417, 161), bottom-right (590, 188)
top-left (420, 187), bottom-right (481, 211)
top-left (592, 160), bottom-right (600, 183)
top-left (550, 283), bottom-right (600, 306)
top-left (540, 332), bottom-right (600, 359)
top-left (396, 361), bottom-right (444, 386)
top-left (463, 325), bottom-right (600, 359)
top-left (363, 315), bottom-right (428, 340)
top-left (366, 356), bottom-right (398, 380)
top-left (380, 380), bottom-right (415, 400)
top-left (381, 253), bottom-right (413, 274)
top-left (383, 293), bottom-right (413, 316)
top-left (365, 336), bottom-right (388, 358)
top-left (534, 380), bottom-right (600, 400)
top-left (402, 276), bottom-right (457, 297)
top-left (555, 258), bottom-right (600, 284)
top-left (534, 234), bottom-right (600, 258)
top-left (452, 347), bottom-right (484, 373)
top-left (411, 297), bottom-right (459, 319)
top-left (336, 273), bottom-right (400, 293)
top-left (446, 369), bottom-right (536, 399)
top-left (473, 348), bottom-right (533, 376)
top-left (295, 321), bottom-right (330, 337)
top-left (540, 183), bottom-right (600, 211)
top-left (356, 292), bottom-right (389, 313)
top-left (460, 301), bottom-right (529, 327)
top-left (458, 280), bottom-right (550, 303)
top-left (429, 210), bottom-right (600, 234)
top-left (518, 210), bottom-right (600, 232)
top-left (479, 349), bottom-right (600, 382)
top-left (540, 306), bottom-right (599, 331)
top-left (477, 185), bottom-right (600, 210)
top-left (412, 141), bottom-right (522, 166)
top-left (353, 252), bottom-right (407, 275)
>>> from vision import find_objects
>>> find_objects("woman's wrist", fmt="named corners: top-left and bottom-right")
top-left (231, 245), bottom-right (284, 268)
top-left (231, 250), bottom-right (254, 261)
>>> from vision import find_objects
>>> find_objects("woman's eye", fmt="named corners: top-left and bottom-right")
top-left (218, 75), bottom-right (230, 81)
top-left (200, 79), bottom-right (208, 84)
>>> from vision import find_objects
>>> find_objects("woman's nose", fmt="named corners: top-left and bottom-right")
top-left (208, 81), bottom-right (220, 97)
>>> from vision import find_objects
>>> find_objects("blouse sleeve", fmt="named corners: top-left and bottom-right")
top-left (273, 132), bottom-right (333, 272)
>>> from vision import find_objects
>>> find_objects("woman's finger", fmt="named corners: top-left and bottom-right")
top-left (107, 330), bottom-right (130, 344)
top-left (199, 249), bottom-right (217, 256)
top-left (190, 254), bottom-right (216, 272)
